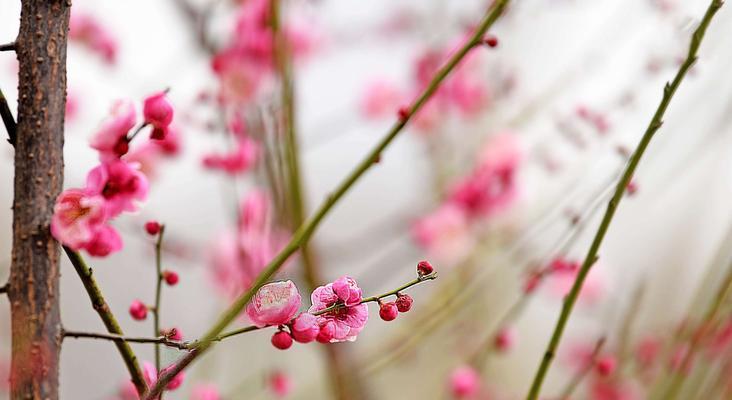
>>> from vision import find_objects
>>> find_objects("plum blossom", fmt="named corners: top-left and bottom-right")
top-left (412, 204), bottom-right (474, 266)
top-left (268, 370), bottom-right (292, 398)
top-left (332, 276), bottom-right (363, 307)
top-left (143, 92), bottom-right (174, 140)
top-left (50, 189), bottom-right (108, 250)
top-left (308, 277), bottom-right (368, 343)
top-left (82, 224), bottom-right (123, 257)
top-left (246, 280), bottom-right (302, 327)
top-left (86, 160), bottom-right (149, 217)
top-left (360, 80), bottom-right (404, 119)
top-left (90, 100), bottom-right (136, 161)
top-left (289, 313), bottom-right (320, 343)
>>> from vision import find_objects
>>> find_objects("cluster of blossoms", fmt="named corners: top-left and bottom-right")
top-left (245, 261), bottom-right (435, 350)
top-left (412, 133), bottom-right (522, 265)
top-left (51, 92), bottom-right (175, 257)
top-left (69, 12), bottom-right (119, 65)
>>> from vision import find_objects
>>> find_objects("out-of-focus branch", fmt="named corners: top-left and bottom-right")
top-left (142, 1), bottom-right (510, 397)
top-left (152, 225), bottom-right (166, 374)
top-left (63, 247), bottom-right (149, 395)
top-left (171, 0), bottom-right (217, 54)
top-left (557, 338), bottom-right (606, 400)
top-left (525, 1), bottom-right (725, 399)
top-left (0, 87), bottom-right (16, 146)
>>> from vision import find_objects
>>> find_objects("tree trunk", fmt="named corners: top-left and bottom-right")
top-left (8, 1), bottom-right (70, 398)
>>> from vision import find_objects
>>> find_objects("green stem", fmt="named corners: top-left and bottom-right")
top-left (524, 2), bottom-right (724, 399)
top-left (142, 2), bottom-right (508, 397)
top-left (63, 247), bottom-right (148, 395)
top-left (153, 226), bottom-right (166, 374)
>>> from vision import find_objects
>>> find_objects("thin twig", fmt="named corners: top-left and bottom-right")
top-left (0, 87), bottom-right (17, 146)
top-left (142, 1), bottom-right (509, 396)
top-left (0, 42), bottom-right (15, 52)
top-left (524, 1), bottom-right (725, 399)
top-left (153, 225), bottom-right (166, 374)
top-left (63, 246), bottom-right (149, 395)
top-left (0, 283), bottom-right (7, 294)
top-left (62, 329), bottom-right (189, 351)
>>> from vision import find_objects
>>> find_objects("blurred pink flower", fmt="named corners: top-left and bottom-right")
top-left (90, 100), bottom-right (136, 161)
top-left (308, 277), bottom-right (368, 343)
top-left (86, 160), bottom-right (149, 217)
top-left (202, 137), bottom-right (258, 175)
top-left (209, 190), bottom-right (289, 297)
top-left (83, 224), bottom-right (123, 257)
top-left (269, 370), bottom-right (292, 398)
top-left (412, 204), bottom-right (474, 266)
top-left (360, 80), bottom-right (404, 119)
top-left (191, 384), bottom-right (220, 400)
top-left (69, 12), bottom-right (118, 64)
top-left (245, 280), bottom-right (302, 327)
top-left (449, 365), bottom-right (480, 399)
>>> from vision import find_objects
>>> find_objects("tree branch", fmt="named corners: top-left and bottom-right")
top-left (142, 1), bottom-right (509, 396)
top-left (524, 1), bottom-right (725, 399)
top-left (63, 246), bottom-right (149, 395)
top-left (0, 41), bottom-right (16, 52)
top-left (0, 87), bottom-right (16, 146)
top-left (152, 225), bottom-right (166, 374)
top-left (63, 329), bottom-right (189, 351)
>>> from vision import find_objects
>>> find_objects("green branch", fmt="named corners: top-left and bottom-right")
top-left (524, 1), bottom-right (725, 398)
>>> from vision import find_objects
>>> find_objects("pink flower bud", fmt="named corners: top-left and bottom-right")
top-left (379, 302), bottom-right (399, 321)
top-left (484, 35), bottom-right (499, 48)
top-left (271, 331), bottom-right (293, 350)
top-left (143, 92), bottom-right (174, 139)
top-left (595, 355), bottom-right (617, 376)
top-left (397, 106), bottom-right (410, 121)
top-left (162, 270), bottom-right (179, 286)
top-left (246, 280), bottom-right (301, 327)
top-left (395, 294), bottom-right (413, 313)
top-left (417, 260), bottom-right (434, 276)
top-left (145, 220), bottom-right (161, 235)
top-left (494, 327), bottom-right (515, 352)
top-left (290, 313), bottom-right (320, 343)
top-left (449, 365), bottom-right (480, 398)
top-left (129, 300), bottom-right (147, 321)
top-left (268, 371), bottom-right (292, 398)
top-left (332, 276), bottom-right (362, 306)
top-left (164, 327), bottom-right (183, 341)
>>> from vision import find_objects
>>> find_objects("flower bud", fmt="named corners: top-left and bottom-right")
top-left (379, 302), bottom-right (399, 321)
top-left (271, 331), bottom-right (293, 350)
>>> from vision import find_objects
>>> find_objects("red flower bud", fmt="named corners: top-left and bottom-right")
top-left (395, 294), bottom-right (413, 313)
top-left (379, 302), bottom-right (399, 321)
top-left (271, 331), bottom-right (293, 350)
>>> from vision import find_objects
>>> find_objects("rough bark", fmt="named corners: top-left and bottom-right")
top-left (8, 1), bottom-right (70, 399)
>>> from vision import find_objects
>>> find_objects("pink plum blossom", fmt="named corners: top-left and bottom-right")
top-left (86, 160), bottom-right (149, 217)
top-left (332, 276), bottom-right (363, 306)
top-left (82, 224), bottom-right (123, 257)
top-left (245, 280), bottom-right (302, 327)
top-left (308, 277), bottom-right (368, 343)
top-left (289, 313), bottom-right (320, 343)
top-left (360, 80), bottom-right (404, 119)
top-left (143, 92), bottom-right (174, 140)
top-left (90, 100), bottom-right (136, 161)
top-left (412, 204), bottom-right (474, 266)
top-left (51, 189), bottom-right (108, 250)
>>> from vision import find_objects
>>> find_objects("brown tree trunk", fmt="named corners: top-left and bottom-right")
top-left (8, 1), bottom-right (70, 399)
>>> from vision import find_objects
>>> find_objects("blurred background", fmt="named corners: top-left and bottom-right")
top-left (2, 0), bottom-right (732, 399)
